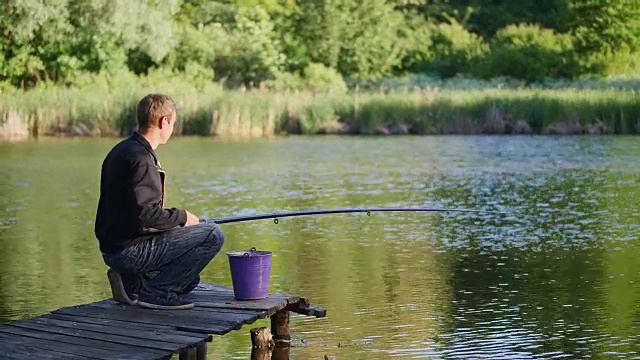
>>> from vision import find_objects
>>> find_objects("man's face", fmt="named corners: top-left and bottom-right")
top-left (159, 109), bottom-right (176, 144)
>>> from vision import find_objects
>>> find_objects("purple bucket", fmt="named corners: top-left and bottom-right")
top-left (226, 247), bottom-right (272, 300)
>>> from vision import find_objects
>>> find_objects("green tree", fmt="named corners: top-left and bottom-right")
top-left (291, 0), bottom-right (407, 80)
top-left (568, 0), bottom-right (640, 75)
top-left (398, 12), bottom-right (434, 74)
top-left (484, 24), bottom-right (575, 82)
top-left (68, 0), bottom-right (179, 75)
top-left (0, 0), bottom-right (180, 86)
top-left (398, 0), bottom-right (572, 37)
top-left (214, 6), bottom-right (285, 85)
top-left (427, 18), bottom-right (487, 78)
top-left (465, 0), bottom-right (571, 37)
top-left (0, 0), bottom-right (71, 86)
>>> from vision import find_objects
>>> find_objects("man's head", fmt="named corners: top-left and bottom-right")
top-left (136, 93), bottom-right (177, 146)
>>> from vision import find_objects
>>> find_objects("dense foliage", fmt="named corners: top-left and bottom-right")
top-left (2, 0), bottom-right (639, 89)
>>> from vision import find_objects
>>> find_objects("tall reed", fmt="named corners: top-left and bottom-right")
top-left (1, 73), bottom-right (638, 141)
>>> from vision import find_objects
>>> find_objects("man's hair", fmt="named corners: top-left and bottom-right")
top-left (136, 93), bottom-right (176, 130)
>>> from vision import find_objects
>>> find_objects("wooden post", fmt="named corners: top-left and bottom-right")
top-left (250, 347), bottom-right (273, 360)
top-left (179, 347), bottom-right (197, 360)
top-left (272, 345), bottom-right (291, 360)
top-left (250, 327), bottom-right (274, 348)
top-left (270, 309), bottom-right (290, 343)
top-left (195, 342), bottom-right (208, 360)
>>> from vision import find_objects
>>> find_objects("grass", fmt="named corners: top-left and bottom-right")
top-left (1, 71), bottom-right (639, 141)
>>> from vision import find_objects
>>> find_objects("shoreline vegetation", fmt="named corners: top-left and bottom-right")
top-left (1, 75), bottom-right (639, 142)
top-left (2, 2), bottom-right (640, 142)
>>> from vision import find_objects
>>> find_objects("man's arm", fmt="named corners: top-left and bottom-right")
top-left (129, 160), bottom-right (187, 230)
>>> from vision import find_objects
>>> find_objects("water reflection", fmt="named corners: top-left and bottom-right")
top-left (0, 135), bottom-right (639, 359)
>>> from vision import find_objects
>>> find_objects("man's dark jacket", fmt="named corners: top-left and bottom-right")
top-left (95, 132), bottom-right (187, 254)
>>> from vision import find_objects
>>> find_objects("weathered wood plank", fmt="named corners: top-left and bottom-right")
top-left (99, 298), bottom-right (271, 318)
top-left (94, 294), bottom-right (285, 318)
top-left (193, 282), bottom-right (234, 292)
top-left (52, 305), bottom-right (237, 335)
top-left (0, 332), bottom-right (138, 360)
top-left (85, 301), bottom-right (255, 327)
top-left (87, 301), bottom-right (257, 320)
top-left (28, 316), bottom-right (207, 346)
top-left (286, 299), bottom-right (327, 318)
top-left (0, 281), bottom-right (326, 359)
top-left (194, 300), bottom-right (289, 316)
top-left (45, 313), bottom-right (213, 342)
top-left (6, 320), bottom-right (187, 352)
top-left (184, 293), bottom-right (296, 304)
top-left (0, 326), bottom-right (167, 359)
top-left (188, 306), bottom-right (269, 319)
top-left (99, 296), bottom-right (268, 316)
top-left (0, 340), bottom-right (90, 360)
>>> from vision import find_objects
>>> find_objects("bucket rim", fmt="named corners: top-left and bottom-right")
top-left (226, 247), bottom-right (272, 257)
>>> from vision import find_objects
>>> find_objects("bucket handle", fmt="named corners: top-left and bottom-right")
top-left (243, 247), bottom-right (258, 259)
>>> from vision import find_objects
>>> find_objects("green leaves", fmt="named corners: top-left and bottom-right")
top-left (1, 0), bottom-right (640, 88)
top-left (568, 0), bottom-right (640, 75)
top-left (289, 0), bottom-right (407, 80)
top-left (484, 24), bottom-right (576, 82)
top-left (213, 5), bottom-right (285, 85)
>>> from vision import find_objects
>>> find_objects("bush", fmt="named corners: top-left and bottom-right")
top-left (302, 63), bottom-right (347, 93)
top-left (265, 63), bottom-right (347, 93)
top-left (214, 6), bottom-right (286, 86)
top-left (426, 19), bottom-right (487, 78)
top-left (483, 24), bottom-right (576, 82)
top-left (599, 46), bottom-right (640, 77)
top-left (400, 14), bottom-right (434, 73)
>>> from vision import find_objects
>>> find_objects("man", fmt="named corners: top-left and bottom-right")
top-left (95, 93), bottom-right (224, 310)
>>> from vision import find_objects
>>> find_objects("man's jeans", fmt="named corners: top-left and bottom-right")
top-left (102, 219), bottom-right (224, 299)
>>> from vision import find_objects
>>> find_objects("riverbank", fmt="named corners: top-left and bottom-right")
top-left (1, 77), bottom-right (639, 141)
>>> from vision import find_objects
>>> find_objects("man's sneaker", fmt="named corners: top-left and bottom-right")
top-left (137, 291), bottom-right (195, 310)
top-left (106, 268), bottom-right (138, 305)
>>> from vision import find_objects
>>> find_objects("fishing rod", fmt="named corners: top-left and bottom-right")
top-left (211, 207), bottom-right (508, 224)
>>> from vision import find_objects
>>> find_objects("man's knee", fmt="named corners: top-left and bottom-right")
top-left (203, 221), bottom-right (225, 251)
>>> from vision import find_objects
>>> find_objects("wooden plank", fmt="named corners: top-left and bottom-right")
top-left (89, 301), bottom-right (260, 324)
top-left (188, 306), bottom-right (269, 319)
top-left (0, 340), bottom-right (90, 360)
top-left (98, 297), bottom-right (263, 317)
top-left (194, 300), bottom-right (290, 316)
top-left (52, 305), bottom-right (238, 335)
top-left (89, 301), bottom-right (265, 324)
top-left (46, 313), bottom-right (213, 342)
top-left (91, 298), bottom-right (266, 318)
top-left (95, 281), bottom-right (297, 312)
top-left (26, 316), bottom-right (207, 346)
top-left (193, 282), bottom-right (234, 292)
top-left (6, 320), bottom-right (187, 352)
top-left (96, 295), bottom-right (271, 318)
top-left (190, 288), bottom-right (234, 295)
top-left (85, 301), bottom-right (254, 327)
top-left (286, 299), bottom-right (327, 318)
top-left (0, 326), bottom-right (168, 359)
top-left (184, 293), bottom-right (296, 305)
top-left (0, 332), bottom-right (136, 360)
top-left (182, 293), bottom-right (297, 313)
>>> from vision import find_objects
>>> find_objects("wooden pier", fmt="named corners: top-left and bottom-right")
top-left (0, 282), bottom-right (327, 359)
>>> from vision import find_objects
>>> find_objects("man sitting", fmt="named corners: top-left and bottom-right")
top-left (95, 93), bottom-right (224, 310)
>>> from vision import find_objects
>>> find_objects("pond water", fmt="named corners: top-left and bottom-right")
top-left (1, 135), bottom-right (639, 359)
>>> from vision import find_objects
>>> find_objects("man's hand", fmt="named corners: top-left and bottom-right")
top-left (185, 210), bottom-right (200, 226)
